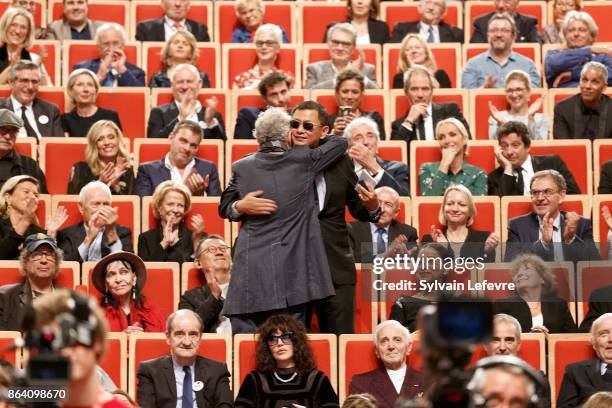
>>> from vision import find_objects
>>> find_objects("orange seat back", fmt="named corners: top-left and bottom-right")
top-left (51, 1), bottom-right (127, 25)
top-left (300, 4), bottom-right (346, 44)
top-left (530, 143), bottom-right (590, 195)
top-left (0, 88), bottom-right (65, 114)
top-left (40, 140), bottom-right (86, 194)
top-left (97, 89), bottom-right (148, 146)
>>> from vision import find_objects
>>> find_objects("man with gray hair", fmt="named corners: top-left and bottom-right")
top-left (135, 0), bottom-right (210, 42)
top-left (390, 0), bottom-right (463, 43)
top-left (57, 180), bottom-right (133, 262)
top-left (305, 23), bottom-right (379, 89)
top-left (545, 11), bottom-right (612, 88)
top-left (348, 320), bottom-right (426, 408)
top-left (73, 22), bottom-right (145, 87)
top-left (553, 61), bottom-right (612, 140)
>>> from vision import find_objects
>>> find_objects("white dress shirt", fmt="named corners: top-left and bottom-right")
top-left (164, 153), bottom-right (196, 182)
top-left (386, 365), bottom-right (407, 394)
top-left (164, 16), bottom-right (187, 40)
top-left (10, 96), bottom-right (41, 139)
top-left (418, 22), bottom-right (440, 43)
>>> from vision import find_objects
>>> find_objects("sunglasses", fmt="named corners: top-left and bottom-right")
top-left (267, 331), bottom-right (294, 346)
top-left (289, 119), bottom-right (323, 132)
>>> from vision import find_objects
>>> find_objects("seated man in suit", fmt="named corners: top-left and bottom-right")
top-left (178, 235), bottom-right (231, 333)
top-left (390, 0), bottom-right (463, 43)
top-left (391, 65), bottom-right (470, 146)
top-left (0, 60), bottom-right (63, 138)
top-left (135, 0), bottom-right (210, 42)
top-left (57, 180), bottom-right (133, 262)
top-left (349, 186), bottom-right (417, 263)
top-left (73, 23), bottom-right (145, 87)
top-left (463, 13), bottom-right (541, 89)
top-left (557, 313), bottom-right (612, 407)
top-left (345, 117), bottom-right (409, 196)
top-left (47, 0), bottom-right (106, 41)
top-left (488, 121), bottom-right (580, 196)
top-left (504, 169), bottom-right (600, 262)
top-left (305, 23), bottom-right (379, 90)
top-left (348, 320), bottom-right (426, 408)
top-left (135, 120), bottom-right (221, 197)
top-left (147, 64), bottom-right (225, 140)
top-left (234, 71), bottom-right (291, 139)
top-left (579, 285), bottom-right (612, 332)
top-left (553, 61), bottom-right (612, 140)
top-left (0, 233), bottom-right (62, 331)
top-left (470, 0), bottom-right (540, 43)
top-left (544, 11), bottom-right (612, 89)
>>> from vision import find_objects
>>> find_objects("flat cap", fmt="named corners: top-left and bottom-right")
top-left (0, 109), bottom-right (23, 129)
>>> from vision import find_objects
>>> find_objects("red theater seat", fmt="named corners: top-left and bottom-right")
top-left (222, 45), bottom-right (300, 89)
top-left (0, 332), bottom-right (23, 368)
top-left (225, 140), bottom-right (258, 184)
top-left (215, 1), bottom-right (295, 44)
top-left (354, 264), bottom-right (378, 335)
top-left (576, 261), bottom-right (612, 325)
top-left (530, 140), bottom-right (592, 195)
top-left (14, 138), bottom-right (36, 159)
top-left (39, 138), bottom-right (87, 194)
top-left (298, 3), bottom-right (346, 44)
top-left (592, 195), bottom-right (612, 260)
top-left (49, 0), bottom-right (128, 27)
top-left (0, 260), bottom-right (79, 288)
top-left (31, 41), bottom-right (60, 87)
top-left (97, 88), bottom-right (149, 146)
top-left (99, 333), bottom-right (127, 390)
top-left (345, 196), bottom-right (410, 224)
top-left (594, 140), bottom-right (612, 192)
top-left (0, 87), bottom-right (66, 115)
top-left (581, 2), bottom-right (612, 42)
top-left (304, 44), bottom-right (381, 87)
top-left (548, 334), bottom-right (594, 405)
top-left (130, 1), bottom-right (211, 41)
top-left (464, 1), bottom-right (547, 42)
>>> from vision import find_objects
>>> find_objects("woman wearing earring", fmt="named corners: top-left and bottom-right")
top-left (91, 251), bottom-right (167, 333)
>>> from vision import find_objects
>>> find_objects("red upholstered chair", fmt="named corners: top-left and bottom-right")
top-left (354, 264), bottom-right (378, 335)
top-left (225, 140), bottom-right (258, 184)
top-left (31, 41), bottom-right (60, 87)
top-left (128, 333), bottom-right (231, 400)
top-left (345, 197), bottom-right (410, 226)
top-left (381, 2), bottom-right (462, 38)
top-left (0, 260), bottom-right (79, 288)
top-left (576, 261), bottom-right (612, 325)
top-left (303, 44), bottom-right (381, 87)
top-left (298, 2), bottom-right (346, 44)
top-left (49, 0), bottom-right (128, 26)
top-left (0, 87), bottom-right (66, 115)
top-left (548, 334), bottom-right (594, 405)
top-left (592, 195), bottom-right (612, 260)
top-left (215, 1), bottom-right (295, 44)
top-left (464, 1), bottom-right (547, 42)
top-left (0, 331), bottom-right (23, 368)
top-left (97, 88), bottom-right (149, 146)
top-left (14, 138), bottom-right (36, 159)
top-left (581, 2), bottom-right (612, 42)
top-left (151, 89), bottom-right (230, 130)
top-left (181, 262), bottom-right (201, 292)
top-left (594, 140), bottom-right (612, 194)
top-left (130, 0), bottom-right (212, 41)
top-left (39, 138), bottom-right (87, 194)
top-left (99, 332), bottom-right (127, 390)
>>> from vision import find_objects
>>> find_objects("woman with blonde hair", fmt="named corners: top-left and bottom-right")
top-left (149, 30), bottom-right (211, 88)
top-left (393, 33), bottom-right (450, 89)
top-left (61, 68), bottom-right (122, 137)
top-left (583, 392), bottom-right (612, 408)
top-left (342, 393), bottom-right (377, 408)
top-left (67, 120), bottom-right (133, 195)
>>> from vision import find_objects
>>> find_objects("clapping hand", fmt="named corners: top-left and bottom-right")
top-left (185, 170), bottom-right (209, 196)
top-left (46, 206), bottom-right (68, 239)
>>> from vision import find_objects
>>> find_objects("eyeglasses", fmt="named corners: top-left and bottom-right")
top-left (505, 87), bottom-right (526, 94)
top-left (530, 188), bottom-right (559, 198)
top-left (202, 245), bottom-right (230, 254)
top-left (255, 40), bottom-right (278, 48)
top-left (267, 331), bottom-right (294, 347)
top-left (172, 330), bottom-right (201, 342)
top-left (30, 251), bottom-right (56, 261)
top-left (289, 119), bottom-right (323, 132)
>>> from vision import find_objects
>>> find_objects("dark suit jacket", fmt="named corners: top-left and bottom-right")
top-left (0, 281), bottom-right (34, 331)
top-left (493, 294), bottom-right (577, 333)
top-left (329, 111), bottom-right (386, 141)
top-left (324, 19), bottom-right (390, 45)
top-left (178, 285), bottom-right (224, 333)
top-left (57, 222), bottom-right (133, 262)
top-left (133, 157), bottom-right (221, 197)
top-left (137, 355), bottom-right (232, 408)
top-left (553, 94), bottom-right (612, 140)
top-left (138, 222), bottom-right (193, 263)
top-left (147, 102), bottom-right (226, 140)
top-left (557, 358), bottom-right (612, 408)
top-left (390, 20), bottom-right (464, 43)
top-left (487, 155), bottom-right (581, 196)
top-left (598, 160), bottom-right (612, 194)
top-left (348, 366), bottom-right (426, 408)
top-left (0, 97), bottom-right (63, 137)
top-left (377, 158), bottom-right (410, 196)
top-left (504, 212), bottom-right (601, 262)
top-left (73, 59), bottom-right (145, 87)
top-left (348, 219), bottom-right (417, 263)
top-left (471, 12), bottom-right (540, 43)
top-left (135, 18), bottom-right (210, 42)
top-left (579, 285), bottom-right (612, 332)
top-left (423, 228), bottom-right (496, 263)
top-left (233, 107), bottom-right (261, 139)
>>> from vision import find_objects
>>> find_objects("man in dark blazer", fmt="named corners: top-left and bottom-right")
top-left (57, 181), bottom-right (133, 262)
top-left (349, 320), bottom-right (426, 408)
top-left (135, 120), bottom-right (221, 197)
top-left (470, 0), bottom-right (540, 43)
top-left (0, 60), bottom-right (62, 138)
top-left (148, 64), bottom-right (225, 140)
top-left (137, 309), bottom-right (233, 408)
top-left (504, 169), bottom-right (600, 263)
top-left (135, 0), bottom-right (209, 42)
top-left (488, 121), bottom-right (580, 196)
top-left (349, 186), bottom-right (417, 264)
top-left (553, 62), bottom-right (612, 140)
top-left (579, 285), bottom-right (612, 332)
top-left (390, 0), bottom-right (463, 43)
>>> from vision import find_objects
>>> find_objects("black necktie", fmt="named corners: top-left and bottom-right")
top-left (20, 106), bottom-right (37, 139)
top-left (603, 365), bottom-right (612, 383)
top-left (182, 366), bottom-right (193, 407)
top-left (376, 228), bottom-right (386, 254)
top-left (516, 167), bottom-right (524, 195)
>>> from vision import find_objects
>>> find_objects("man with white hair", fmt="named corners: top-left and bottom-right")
top-left (135, 0), bottom-right (210, 42)
top-left (390, 0), bottom-right (463, 43)
top-left (305, 23), bottom-right (379, 90)
top-left (72, 23), bottom-right (145, 87)
top-left (545, 11), bottom-right (612, 88)
top-left (57, 181), bottom-right (133, 262)
top-left (348, 320), bottom-right (426, 408)
top-left (557, 313), bottom-right (612, 407)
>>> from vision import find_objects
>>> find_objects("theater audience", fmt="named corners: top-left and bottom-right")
top-left (57, 181), bottom-right (133, 262)
top-left (136, 120), bottom-right (221, 197)
top-left (488, 121), bottom-right (579, 196)
top-left (235, 314), bottom-right (338, 407)
top-left (67, 120), bottom-right (132, 195)
top-left (504, 170), bottom-right (600, 262)
top-left (147, 64), bottom-right (225, 140)
top-left (92, 251), bottom-right (167, 333)
top-left (178, 235), bottom-right (231, 333)
top-left (348, 320), bottom-right (425, 407)
top-left (541, 0), bottom-right (581, 44)
top-left (61, 69), bottom-right (122, 138)
top-left (488, 70), bottom-right (548, 140)
top-left (462, 13), bottom-right (540, 89)
top-left (392, 34), bottom-right (451, 89)
top-left (553, 61), bottom-right (612, 140)
top-left (135, 0), bottom-right (210, 42)
top-left (328, 69), bottom-right (385, 140)
top-left (545, 11), bottom-right (612, 88)
top-left (390, 0), bottom-right (463, 44)
top-left (306, 23), bottom-right (378, 90)
top-left (233, 24), bottom-right (293, 90)
top-left (0, 60), bottom-right (62, 138)
top-left (138, 181), bottom-right (206, 262)
top-left (423, 184), bottom-right (499, 262)
top-left (232, 0), bottom-right (289, 44)
top-left (557, 313), bottom-right (612, 406)
top-left (47, 0), bottom-right (105, 41)
top-left (391, 66), bottom-right (470, 146)
top-left (470, 0), bottom-right (539, 43)
top-left (419, 118), bottom-right (487, 196)
top-left (12, 0), bottom-right (48, 39)
top-left (149, 30), bottom-right (211, 88)
top-left (323, 0), bottom-right (389, 46)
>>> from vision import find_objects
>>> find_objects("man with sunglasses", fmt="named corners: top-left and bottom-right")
top-left (504, 169), bottom-right (600, 262)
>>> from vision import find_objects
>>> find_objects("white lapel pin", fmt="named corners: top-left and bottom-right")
top-left (193, 381), bottom-right (204, 392)
top-left (38, 115), bottom-right (49, 125)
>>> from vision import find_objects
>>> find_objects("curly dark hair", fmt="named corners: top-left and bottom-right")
top-left (255, 314), bottom-right (316, 374)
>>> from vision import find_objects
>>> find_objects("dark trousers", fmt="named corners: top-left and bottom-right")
top-left (308, 284), bottom-right (355, 335)
top-left (230, 303), bottom-right (307, 334)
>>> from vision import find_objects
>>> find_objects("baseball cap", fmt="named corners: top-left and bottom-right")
top-left (24, 233), bottom-right (58, 252)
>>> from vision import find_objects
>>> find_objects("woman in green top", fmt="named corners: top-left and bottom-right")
top-left (419, 118), bottom-right (487, 196)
